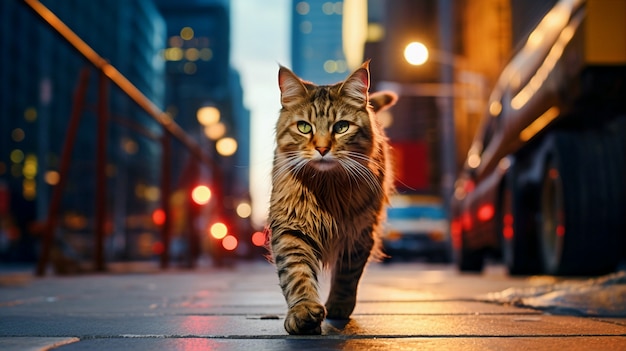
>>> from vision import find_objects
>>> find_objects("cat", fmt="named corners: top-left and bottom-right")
top-left (268, 61), bottom-right (397, 335)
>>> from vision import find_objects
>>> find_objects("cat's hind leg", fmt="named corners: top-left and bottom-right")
top-left (325, 234), bottom-right (373, 320)
top-left (272, 231), bottom-right (326, 335)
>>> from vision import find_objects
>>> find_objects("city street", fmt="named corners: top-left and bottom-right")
top-left (1, 261), bottom-right (625, 350)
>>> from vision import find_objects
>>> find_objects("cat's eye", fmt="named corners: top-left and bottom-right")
top-left (333, 121), bottom-right (350, 134)
top-left (296, 121), bottom-right (312, 134)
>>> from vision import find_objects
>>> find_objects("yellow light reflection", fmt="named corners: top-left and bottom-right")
top-left (216, 137), bottom-right (238, 157)
top-left (489, 101), bottom-right (502, 117)
top-left (296, 1), bottom-right (310, 15)
top-left (168, 36), bottom-right (183, 48)
top-left (11, 128), bottom-right (25, 142)
top-left (236, 202), bottom-right (252, 218)
top-left (44, 170), bottom-right (60, 185)
top-left (210, 222), bottom-right (228, 239)
top-left (519, 106), bottom-right (560, 141)
top-left (163, 47), bottom-right (183, 61)
top-left (511, 5), bottom-right (580, 110)
top-left (180, 27), bottom-right (194, 40)
top-left (185, 48), bottom-right (199, 61)
top-left (199, 48), bottom-right (213, 61)
top-left (23, 179), bottom-right (36, 200)
top-left (10, 149), bottom-right (24, 163)
top-left (367, 23), bottom-right (384, 42)
top-left (23, 154), bottom-right (37, 180)
top-left (204, 123), bottom-right (226, 140)
top-left (197, 106), bottom-right (220, 126)
top-left (24, 107), bottom-right (37, 122)
top-left (183, 62), bottom-right (197, 74)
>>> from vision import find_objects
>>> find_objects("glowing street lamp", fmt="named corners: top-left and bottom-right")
top-left (404, 41), bottom-right (429, 66)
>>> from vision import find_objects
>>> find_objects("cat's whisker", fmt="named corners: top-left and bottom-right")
top-left (272, 153), bottom-right (304, 182)
top-left (342, 151), bottom-right (386, 172)
top-left (339, 158), bottom-right (382, 196)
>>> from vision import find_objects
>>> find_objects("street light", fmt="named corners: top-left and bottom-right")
top-left (404, 42), bottom-right (429, 66)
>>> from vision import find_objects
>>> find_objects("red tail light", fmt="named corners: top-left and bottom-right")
top-left (477, 204), bottom-right (495, 222)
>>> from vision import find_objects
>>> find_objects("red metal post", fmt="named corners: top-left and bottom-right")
top-left (36, 67), bottom-right (90, 276)
top-left (94, 71), bottom-right (109, 272)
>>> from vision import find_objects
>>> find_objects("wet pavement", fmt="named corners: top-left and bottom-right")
top-left (1, 261), bottom-right (625, 350)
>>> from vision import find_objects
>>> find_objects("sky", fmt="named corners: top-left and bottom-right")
top-left (231, 0), bottom-right (290, 227)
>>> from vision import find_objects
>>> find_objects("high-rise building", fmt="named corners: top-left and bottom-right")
top-left (155, 0), bottom-right (251, 256)
top-left (291, 0), bottom-right (349, 85)
top-left (0, 0), bottom-right (166, 261)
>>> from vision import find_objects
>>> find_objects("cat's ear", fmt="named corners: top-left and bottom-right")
top-left (369, 91), bottom-right (398, 113)
top-left (339, 60), bottom-right (370, 108)
top-left (278, 66), bottom-right (308, 108)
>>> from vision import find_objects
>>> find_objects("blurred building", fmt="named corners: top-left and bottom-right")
top-left (291, 0), bottom-right (349, 84)
top-left (361, 0), bottom-right (519, 194)
top-left (0, 0), bottom-right (166, 261)
top-left (155, 0), bottom-right (252, 258)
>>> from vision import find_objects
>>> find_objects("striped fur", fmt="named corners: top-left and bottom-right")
top-left (269, 62), bottom-right (397, 335)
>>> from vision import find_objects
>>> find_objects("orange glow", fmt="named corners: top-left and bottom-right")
top-left (191, 185), bottom-right (211, 205)
top-left (251, 231), bottom-right (266, 247)
top-left (477, 204), bottom-right (495, 222)
top-left (222, 235), bottom-right (238, 251)
top-left (152, 209), bottom-right (166, 226)
top-left (210, 222), bottom-right (228, 240)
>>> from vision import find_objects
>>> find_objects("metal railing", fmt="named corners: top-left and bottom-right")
top-left (21, 0), bottom-right (224, 275)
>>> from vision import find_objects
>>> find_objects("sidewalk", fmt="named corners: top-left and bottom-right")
top-left (1, 261), bottom-right (625, 350)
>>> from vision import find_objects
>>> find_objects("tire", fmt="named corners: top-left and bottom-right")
top-left (539, 130), bottom-right (624, 275)
top-left (500, 167), bottom-right (542, 275)
top-left (458, 246), bottom-right (484, 273)
top-left (539, 157), bottom-right (566, 275)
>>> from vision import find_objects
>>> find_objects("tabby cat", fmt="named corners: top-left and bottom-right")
top-left (269, 61), bottom-right (397, 335)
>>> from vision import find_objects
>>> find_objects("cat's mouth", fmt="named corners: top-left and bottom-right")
top-left (308, 159), bottom-right (339, 171)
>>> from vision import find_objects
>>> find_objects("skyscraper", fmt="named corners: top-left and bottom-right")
top-left (0, 0), bottom-right (166, 261)
top-left (291, 0), bottom-right (348, 85)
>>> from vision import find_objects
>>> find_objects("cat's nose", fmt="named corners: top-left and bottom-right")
top-left (315, 147), bottom-right (329, 156)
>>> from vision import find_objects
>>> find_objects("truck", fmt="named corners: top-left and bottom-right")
top-left (451, 0), bottom-right (626, 275)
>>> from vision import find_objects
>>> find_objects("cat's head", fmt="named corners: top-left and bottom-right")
top-left (275, 61), bottom-right (397, 174)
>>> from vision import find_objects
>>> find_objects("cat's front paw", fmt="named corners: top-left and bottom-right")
top-left (325, 298), bottom-right (356, 320)
top-left (284, 301), bottom-right (326, 335)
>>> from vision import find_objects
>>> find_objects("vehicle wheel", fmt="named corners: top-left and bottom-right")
top-left (500, 169), bottom-right (542, 275)
top-left (458, 247), bottom-right (483, 272)
top-left (539, 131), bottom-right (624, 275)
top-left (539, 157), bottom-right (566, 274)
